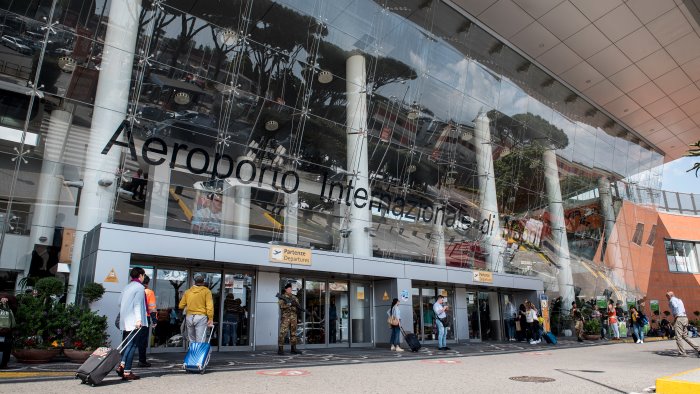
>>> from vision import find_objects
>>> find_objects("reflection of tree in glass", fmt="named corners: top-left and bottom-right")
top-left (491, 112), bottom-right (569, 214)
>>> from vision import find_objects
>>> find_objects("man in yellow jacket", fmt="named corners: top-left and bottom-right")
top-left (179, 274), bottom-right (214, 344)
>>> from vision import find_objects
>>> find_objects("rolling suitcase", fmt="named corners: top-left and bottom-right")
top-left (183, 325), bottom-right (214, 374)
top-left (76, 327), bottom-right (142, 386)
top-left (543, 331), bottom-right (557, 345)
top-left (400, 326), bottom-right (422, 352)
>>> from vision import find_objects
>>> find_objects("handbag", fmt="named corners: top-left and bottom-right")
top-left (515, 320), bottom-right (521, 331)
top-left (387, 306), bottom-right (400, 327)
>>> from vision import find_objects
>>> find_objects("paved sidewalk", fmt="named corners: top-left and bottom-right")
top-left (0, 337), bottom-right (669, 381)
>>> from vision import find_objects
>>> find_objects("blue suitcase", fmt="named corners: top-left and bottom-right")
top-left (543, 331), bottom-right (557, 345)
top-left (183, 326), bottom-right (214, 374)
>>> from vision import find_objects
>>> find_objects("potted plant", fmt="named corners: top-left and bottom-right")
top-left (583, 319), bottom-right (601, 340)
top-left (12, 277), bottom-right (66, 363)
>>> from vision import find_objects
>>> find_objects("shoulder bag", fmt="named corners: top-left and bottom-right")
top-left (387, 306), bottom-right (400, 327)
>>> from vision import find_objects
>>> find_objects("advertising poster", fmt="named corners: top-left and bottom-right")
top-left (597, 296), bottom-right (607, 309)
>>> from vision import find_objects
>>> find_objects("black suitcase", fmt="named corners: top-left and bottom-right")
top-left (401, 327), bottom-right (421, 352)
top-left (76, 327), bottom-right (142, 386)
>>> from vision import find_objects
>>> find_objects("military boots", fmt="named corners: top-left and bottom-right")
top-left (290, 345), bottom-right (301, 355)
top-left (278, 346), bottom-right (284, 355)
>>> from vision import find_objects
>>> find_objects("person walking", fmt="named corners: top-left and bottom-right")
top-left (433, 295), bottom-right (450, 350)
top-left (137, 275), bottom-right (157, 368)
top-left (666, 291), bottom-right (700, 357)
top-left (222, 295), bottom-right (245, 346)
top-left (387, 298), bottom-right (403, 352)
top-left (630, 306), bottom-right (645, 344)
top-left (178, 274), bottom-right (214, 345)
top-left (116, 267), bottom-right (148, 380)
top-left (571, 301), bottom-right (584, 342)
top-left (608, 300), bottom-right (620, 340)
top-left (503, 300), bottom-right (516, 341)
top-left (0, 293), bottom-right (17, 369)
top-left (278, 283), bottom-right (301, 355)
top-left (527, 302), bottom-right (540, 344)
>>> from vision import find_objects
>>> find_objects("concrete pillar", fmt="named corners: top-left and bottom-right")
top-left (542, 148), bottom-right (575, 307)
top-left (233, 185), bottom-right (251, 241)
top-left (27, 109), bottom-right (72, 252)
top-left (474, 112), bottom-right (504, 272)
top-left (68, 0), bottom-right (142, 302)
top-left (488, 291), bottom-right (502, 340)
top-left (345, 54), bottom-right (372, 257)
top-left (253, 271), bottom-right (281, 349)
top-left (373, 278), bottom-right (413, 344)
top-left (598, 176), bottom-right (615, 243)
top-left (144, 164), bottom-right (171, 230)
top-left (454, 287), bottom-right (468, 341)
top-left (283, 191), bottom-right (298, 244)
top-left (220, 183), bottom-right (236, 239)
top-left (432, 204), bottom-right (446, 265)
top-left (91, 250), bottom-right (131, 347)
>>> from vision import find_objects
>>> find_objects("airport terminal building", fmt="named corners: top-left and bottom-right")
top-left (1, 0), bottom-right (699, 350)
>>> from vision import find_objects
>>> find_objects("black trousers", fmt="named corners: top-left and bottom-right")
top-left (1, 333), bottom-right (13, 367)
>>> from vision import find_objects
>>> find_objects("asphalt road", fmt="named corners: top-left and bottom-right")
top-left (1, 339), bottom-right (699, 393)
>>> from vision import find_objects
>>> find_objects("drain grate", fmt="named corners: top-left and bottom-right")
top-left (509, 376), bottom-right (556, 383)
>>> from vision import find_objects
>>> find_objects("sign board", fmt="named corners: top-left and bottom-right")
top-left (356, 286), bottom-right (365, 300)
top-left (596, 296), bottom-right (607, 309)
top-left (269, 246), bottom-right (312, 265)
top-left (650, 300), bottom-right (659, 314)
top-left (472, 270), bottom-right (493, 283)
top-left (104, 268), bottom-right (118, 283)
top-left (400, 289), bottom-right (410, 302)
top-left (539, 294), bottom-right (550, 332)
top-left (59, 228), bottom-right (76, 263)
top-left (383, 291), bottom-right (390, 301)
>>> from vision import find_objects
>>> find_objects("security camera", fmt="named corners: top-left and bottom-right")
top-left (63, 180), bottom-right (84, 188)
top-left (98, 178), bottom-right (113, 187)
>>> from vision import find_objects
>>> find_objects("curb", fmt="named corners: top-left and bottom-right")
top-left (656, 368), bottom-right (700, 394)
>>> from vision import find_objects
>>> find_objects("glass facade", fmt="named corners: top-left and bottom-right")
top-left (0, 0), bottom-right (667, 310)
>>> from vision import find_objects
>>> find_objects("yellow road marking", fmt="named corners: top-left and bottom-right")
top-left (656, 368), bottom-right (700, 394)
top-left (0, 371), bottom-right (74, 379)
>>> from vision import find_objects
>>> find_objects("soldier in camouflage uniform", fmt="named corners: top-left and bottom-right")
top-left (278, 283), bottom-right (301, 355)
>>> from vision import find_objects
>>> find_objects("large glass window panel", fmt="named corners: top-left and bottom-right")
top-left (304, 280), bottom-right (326, 344)
top-left (328, 281), bottom-right (348, 344)
top-left (221, 273), bottom-right (253, 347)
top-left (153, 268), bottom-right (188, 348)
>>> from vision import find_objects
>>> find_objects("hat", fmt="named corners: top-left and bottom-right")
top-left (194, 274), bottom-right (205, 284)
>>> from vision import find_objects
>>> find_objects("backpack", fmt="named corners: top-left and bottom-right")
top-left (0, 306), bottom-right (15, 330)
top-left (640, 314), bottom-right (649, 326)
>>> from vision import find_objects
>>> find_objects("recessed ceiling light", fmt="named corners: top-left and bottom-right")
top-left (585, 79), bottom-right (591, 83)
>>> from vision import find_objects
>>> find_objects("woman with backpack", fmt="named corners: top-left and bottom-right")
top-left (387, 298), bottom-right (403, 352)
top-left (630, 306), bottom-right (645, 344)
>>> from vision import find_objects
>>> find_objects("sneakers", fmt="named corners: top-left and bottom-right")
top-left (636, 340), bottom-right (641, 344)
top-left (443, 346), bottom-right (451, 350)
top-left (390, 345), bottom-right (396, 351)
top-left (395, 346), bottom-right (404, 352)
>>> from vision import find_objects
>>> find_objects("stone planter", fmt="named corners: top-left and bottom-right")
top-left (12, 348), bottom-right (60, 364)
top-left (584, 334), bottom-right (601, 340)
top-left (64, 349), bottom-right (93, 364)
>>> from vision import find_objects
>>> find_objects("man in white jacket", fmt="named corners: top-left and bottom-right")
top-left (116, 267), bottom-right (148, 380)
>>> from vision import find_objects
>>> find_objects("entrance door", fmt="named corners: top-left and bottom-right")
top-left (478, 291), bottom-right (501, 341)
top-left (304, 280), bottom-right (326, 345)
top-left (190, 271), bottom-right (222, 345)
top-left (466, 291), bottom-right (481, 341)
top-left (220, 273), bottom-right (254, 348)
top-left (412, 287), bottom-right (455, 342)
top-left (328, 281), bottom-right (349, 345)
top-left (152, 268), bottom-right (188, 350)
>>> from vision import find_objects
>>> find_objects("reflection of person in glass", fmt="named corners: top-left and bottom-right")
top-left (192, 193), bottom-right (222, 236)
top-left (329, 297), bottom-right (338, 343)
top-left (223, 294), bottom-right (245, 346)
top-left (278, 283), bottom-right (301, 355)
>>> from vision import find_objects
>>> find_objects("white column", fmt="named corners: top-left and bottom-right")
top-left (543, 148), bottom-right (575, 306)
top-left (233, 185), bottom-right (251, 241)
top-left (220, 183), bottom-right (236, 239)
top-left (283, 191), bottom-right (298, 244)
top-left (598, 177), bottom-right (615, 242)
top-left (345, 54), bottom-right (372, 257)
top-left (474, 112), bottom-right (503, 272)
top-left (144, 164), bottom-right (171, 230)
top-left (68, 0), bottom-right (142, 302)
top-left (432, 204), bottom-right (446, 265)
top-left (28, 109), bottom-right (71, 251)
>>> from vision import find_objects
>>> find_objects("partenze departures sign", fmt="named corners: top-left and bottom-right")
top-left (102, 126), bottom-right (495, 234)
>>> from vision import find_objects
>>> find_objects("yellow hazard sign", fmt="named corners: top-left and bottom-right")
top-left (383, 291), bottom-right (389, 301)
top-left (104, 268), bottom-right (118, 283)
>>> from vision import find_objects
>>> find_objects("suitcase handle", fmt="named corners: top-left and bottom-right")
top-left (201, 324), bottom-right (215, 343)
top-left (117, 326), bottom-right (143, 354)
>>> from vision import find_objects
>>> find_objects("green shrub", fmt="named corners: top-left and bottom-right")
top-left (82, 283), bottom-right (106, 304)
top-left (584, 318), bottom-right (601, 335)
top-left (34, 277), bottom-right (65, 298)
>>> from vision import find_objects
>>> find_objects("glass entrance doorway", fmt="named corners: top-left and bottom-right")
top-left (465, 290), bottom-right (502, 341)
top-left (131, 264), bottom-right (254, 353)
top-left (411, 286), bottom-right (455, 343)
top-left (279, 277), bottom-right (371, 347)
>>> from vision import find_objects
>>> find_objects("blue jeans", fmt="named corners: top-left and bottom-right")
top-left (436, 320), bottom-right (447, 348)
top-left (223, 314), bottom-right (239, 346)
top-left (389, 326), bottom-right (401, 346)
top-left (505, 319), bottom-right (515, 339)
top-left (120, 330), bottom-right (138, 371)
top-left (633, 323), bottom-right (644, 342)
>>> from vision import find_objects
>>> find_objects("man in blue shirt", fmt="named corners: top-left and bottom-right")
top-left (433, 295), bottom-right (450, 351)
top-left (666, 291), bottom-right (700, 357)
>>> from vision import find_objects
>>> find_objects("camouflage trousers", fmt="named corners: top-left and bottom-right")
top-left (277, 315), bottom-right (297, 346)
top-left (278, 314), bottom-right (298, 346)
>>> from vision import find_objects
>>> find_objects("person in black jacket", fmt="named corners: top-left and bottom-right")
top-left (0, 293), bottom-right (18, 369)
